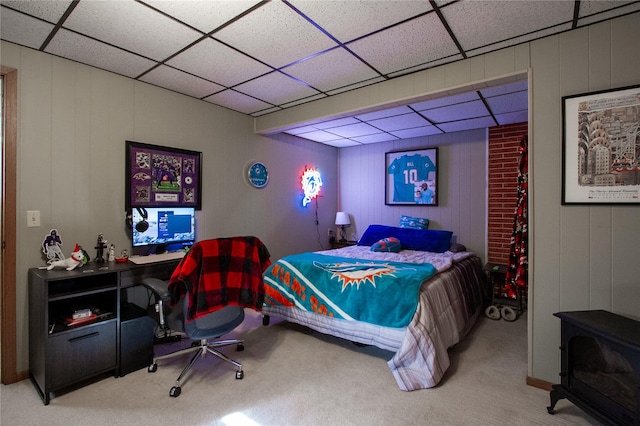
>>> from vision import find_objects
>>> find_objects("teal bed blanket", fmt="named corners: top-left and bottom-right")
top-left (263, 252), bottom-right (437, 328)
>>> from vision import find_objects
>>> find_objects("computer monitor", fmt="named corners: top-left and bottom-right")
top-left (131, 207), bottom-right (195, 255)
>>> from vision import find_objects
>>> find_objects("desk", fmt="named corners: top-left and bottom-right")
top-left (29, 258), bottom-right (180, 404)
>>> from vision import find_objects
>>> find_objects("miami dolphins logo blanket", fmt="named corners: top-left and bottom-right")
top-left (263, 252), bottom-right (436, 328)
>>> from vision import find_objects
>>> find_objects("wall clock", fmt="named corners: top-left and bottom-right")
top-left (248, 161), bottom-right (269, 188)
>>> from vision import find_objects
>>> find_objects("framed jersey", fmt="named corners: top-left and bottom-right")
top-left (385, 147), bottom-right (438, 206)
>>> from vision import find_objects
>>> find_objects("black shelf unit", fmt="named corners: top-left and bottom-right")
top-left (28, 259), bottom-right (180, 404)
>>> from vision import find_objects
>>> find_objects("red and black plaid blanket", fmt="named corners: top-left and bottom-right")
top-left (168, 236), bottom-right (271, 320)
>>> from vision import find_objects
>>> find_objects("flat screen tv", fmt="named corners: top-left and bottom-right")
top-left (131, 207), bottom-right (195, 255)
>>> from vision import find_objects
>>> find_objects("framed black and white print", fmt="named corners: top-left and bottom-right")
top-left (385, 147), bottom-right (438, 206)
top-left (562, 84), bottom-right (640, 204)
top-left (126, 140), bottom-right (202, 210)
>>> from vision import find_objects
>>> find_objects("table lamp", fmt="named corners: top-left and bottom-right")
top-left (335, 212), bottom-right (350, 242)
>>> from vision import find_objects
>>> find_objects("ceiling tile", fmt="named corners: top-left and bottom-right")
top-left (214, 0), bottom-right (336, 69)
top-left (480, 80), bottom-right (527, 97)
top-left (347, 12), bottom-right (458, 75)
top-left (579, 2), bottom-right (640, 25)
top-left (283, 47), bottom-right (380, 92)
top-left (292, 130), bottom-right (345, 143)
top-left (495, 111), bottom-right (529, 126)
top-left (324, 122), bottom-right (381, 138)
top-left (1, 0), bottom-right (71, 22)
top-left (369, 113), bottom-right (430, 132)
top-left (144, 0), bottom-right (262, 33)
top-left (391, 126), bottom-right (441, 139)
top-left (352, 133), bottom-right (399, 144)
top-left (63, 0), bottom-right (202, 61)
top-left (289, 0), bottom-right (432, 43)
top-left (443, 0), bottom-right (574, 51)
top-left (234, 72), bottom-right (320, 106)
top-left (139, 65), bottom-right (224, 99)
top-left (323, 139), bottom-right (362, 148)
top-left (45, 29), bottom-right (156, 78)
top-left (422, 100), bottom-right (489, 123)
top-left (355, 106), bottom-right (413, 121)
top-left (313, 117), bottom-right (361, 129)
top-left (0, 8), bottom-right (53, 49)
top-left (438, 116), bottom-right (496, 133)
top-left (326, 76), bottom-right (386, 95)
top-left (485, 92), bottom-right (528, 116)
top-left (203, 89), bottom-right (272, 115)
top-left (166, 37), bottom-right (272, 87)
top-left (410, 91), bottom-right (480, 111)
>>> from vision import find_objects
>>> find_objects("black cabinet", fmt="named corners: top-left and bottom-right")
top-left (28, 260), bottom-right (179, 404)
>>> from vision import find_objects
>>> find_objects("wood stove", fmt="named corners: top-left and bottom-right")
top-left (547, 310), bottom-right (640, 425)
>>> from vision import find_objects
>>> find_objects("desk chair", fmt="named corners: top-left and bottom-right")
top-left (142, 277), bottom-right (245, 398)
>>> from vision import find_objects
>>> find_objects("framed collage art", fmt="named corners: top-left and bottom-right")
top-left (126, 140), bottom-right (202, 209)
top-left (385, 147), bottom-right (438, 206)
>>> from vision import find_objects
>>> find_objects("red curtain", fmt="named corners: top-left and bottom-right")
top-left (504, 135), bottom-right (528, 298)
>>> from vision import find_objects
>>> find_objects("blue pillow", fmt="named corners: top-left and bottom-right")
top-left (399, 215), bottom-right (429, 229)
top-left (370, 237), bottom-right (402, 253)
top-left (358, 225), bottom-right (453, 253)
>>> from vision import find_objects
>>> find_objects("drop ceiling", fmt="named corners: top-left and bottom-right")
top-left (2, 0), bottom-right (639, 147)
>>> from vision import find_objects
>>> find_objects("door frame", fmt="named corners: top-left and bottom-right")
top-left (1, 65), bottom-right (18, 384)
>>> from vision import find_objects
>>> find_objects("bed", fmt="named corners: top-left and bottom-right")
top-left (261, 225), bottom-right (488, 391)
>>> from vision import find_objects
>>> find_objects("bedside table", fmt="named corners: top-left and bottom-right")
top-left (331, 240), bottom-right (357, 249)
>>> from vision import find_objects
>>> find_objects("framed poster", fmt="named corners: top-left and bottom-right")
top-left (126, 140), bottom-right (202, 210)
top-left (562, 84), bottom-right (640, 204)
top-left (385, 147), bottom-right (438, 205)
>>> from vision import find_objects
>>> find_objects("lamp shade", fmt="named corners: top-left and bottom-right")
top-left (335, 212), bottom-right (350, 226)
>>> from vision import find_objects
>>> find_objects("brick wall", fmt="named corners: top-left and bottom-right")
top-left (487, 122), bottom-right (528, 265)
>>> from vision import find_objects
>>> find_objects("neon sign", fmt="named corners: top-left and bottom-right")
top-left (301, 168), bottom-right (322, 206)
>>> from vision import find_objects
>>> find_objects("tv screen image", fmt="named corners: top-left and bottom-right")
top-left (131, 207), bottom-right (195, 253)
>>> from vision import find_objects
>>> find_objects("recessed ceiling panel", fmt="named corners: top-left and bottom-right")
top-left (283, 47), bottom-right (380, 92)
top-left (234, 72), bottom-right (320, 106)
top-left (480, 80), bottom-right (527, 97)
top-left (144, 0), bottom-right (262, 33)
top-left (438, 116), bottom-right (496, 133)
top-left (391, 126), bottom-right (441, 139)
top-left (294, 130), bottom-right (345, 143)
top-left (326, 122), bottom-right (382, 138)
top-left (422, 100), bottom-right (489, 123)
top-left (166, 37), bottom-right (272, 87)
top-left (355, 106), bottom-right (413, 121)
top-left (314, 117), bottom-right (361, 130)
top-left (495, 111), bottom-right (529, 127)
top-left (204, 89), bottom-right (272, 115)
top-left (411, 91), bottom-right (480, 111)
top-left (486, 92), bottom-right (528, 116)
top-left (369, 113), bottom-right (430, 132)
top-left (63, 1), bottom-right (201, 61)
top-left (443, 0), bottom-right (574, 51)
top-left (347, 12), bottom-right (458, 75)
top-left (45, 29), bottom-right (156, 78)
top-left (289, 0), bottom-right (432, 43)
top-left (140, 65), bottom-right (225, 99)
top-left (352, 133), bottom-right (399, 144)
top-left (0, 8), bottom-right (53, 49)
top-left (214, 0), bottom-right (336, 69)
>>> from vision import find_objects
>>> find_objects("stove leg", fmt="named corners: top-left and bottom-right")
top-left (547, 384), bottom-right (564, 414)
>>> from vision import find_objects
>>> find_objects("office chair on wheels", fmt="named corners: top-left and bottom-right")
top-left (141, 236), bottom-right (271, 398)
top-left (143, 277), bottom-right (246, 397)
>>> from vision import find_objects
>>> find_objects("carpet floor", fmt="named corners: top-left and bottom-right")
top-left (1, 310), bottom-right (599, 425)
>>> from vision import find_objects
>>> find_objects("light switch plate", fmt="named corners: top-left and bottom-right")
top-left (27, 210), bottom-right (41, 227)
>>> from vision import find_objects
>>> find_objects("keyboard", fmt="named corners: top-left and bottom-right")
top-left (128, 251), bottom-right (186, 265)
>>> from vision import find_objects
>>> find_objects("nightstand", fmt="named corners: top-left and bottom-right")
top-left (331, 240), bottom-right (357, 249)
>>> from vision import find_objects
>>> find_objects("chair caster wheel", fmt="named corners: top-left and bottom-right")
top-left (170, 386), bottom-right (181, 397)
top-left (237, 343), bottom-right (244, 352)
top-left (236, 370), bottom-right (244, 380)
top-left (148, 363), bottom-right (158, 373)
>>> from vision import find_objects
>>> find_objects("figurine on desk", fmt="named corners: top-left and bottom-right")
top-left (94, 234), bottom-right (108, 264)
